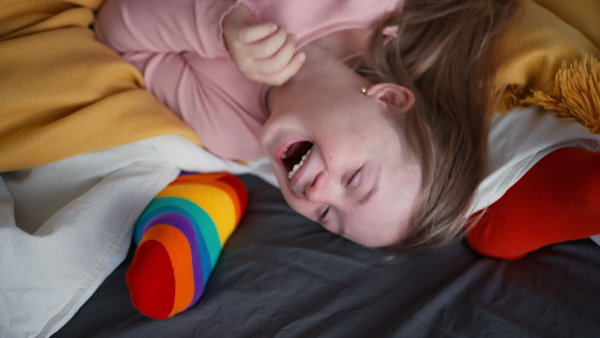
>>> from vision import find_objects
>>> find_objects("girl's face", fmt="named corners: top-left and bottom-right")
top-left (261, 79), bottom-right (422, 248)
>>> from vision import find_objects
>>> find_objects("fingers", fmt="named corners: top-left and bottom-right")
top-left (243, 25), bottom-right (289, 59)
top-left (267, 51), bottom-right (306, 85)
top-left (234, 25), bottom-right (306, 85)
top-left (225, 19), bottom-right (306, 85)
top-left (246, 35), bottom-right (306, 85)
top-left (236, 22), bottom-right (278, 44)
top-left (249, 30), bottom-right (296, 71)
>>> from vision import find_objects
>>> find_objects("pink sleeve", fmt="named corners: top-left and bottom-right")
top-left (95, 0), bottom-right (258, 59)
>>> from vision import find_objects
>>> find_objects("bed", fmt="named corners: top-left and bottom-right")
top-left (53, 174), bottom-right (600, 337)
top-left (1, 1), bottom-right (600, 337)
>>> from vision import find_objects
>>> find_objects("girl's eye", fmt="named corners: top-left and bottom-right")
top-left (319, 206), bottom-right (330, 223)
top-left (346, 166), bottom-right (364, 188)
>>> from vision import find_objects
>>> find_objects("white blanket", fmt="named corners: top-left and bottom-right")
top-left (0, 135), bottom-right (275, 338)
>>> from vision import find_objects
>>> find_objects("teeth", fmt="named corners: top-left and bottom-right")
top-left (287, 148), bottom-right (312, 180)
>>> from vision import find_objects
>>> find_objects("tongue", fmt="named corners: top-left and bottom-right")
top-left (286, 141), bottom-right (312, 159)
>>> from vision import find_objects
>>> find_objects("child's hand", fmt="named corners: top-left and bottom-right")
top-left (223, 5), bottom-right (306, 86)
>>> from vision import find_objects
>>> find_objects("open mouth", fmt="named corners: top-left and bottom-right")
top-left (281, 141), bottom-right (314, 180)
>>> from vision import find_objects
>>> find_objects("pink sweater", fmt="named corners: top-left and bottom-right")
top-left (95, 0), bottom-right (402, 160)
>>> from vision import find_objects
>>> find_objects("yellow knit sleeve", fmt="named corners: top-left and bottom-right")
top-left (494, 0), bottom-right (600, 133)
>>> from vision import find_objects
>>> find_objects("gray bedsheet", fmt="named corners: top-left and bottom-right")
top-left (53, 175), bottom-right (600, 337)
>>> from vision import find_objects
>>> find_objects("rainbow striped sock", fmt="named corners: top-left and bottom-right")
top-left (126, 173), bottom-right (247, 319)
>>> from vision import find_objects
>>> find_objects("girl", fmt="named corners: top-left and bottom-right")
top-left (96, 0), bottom-right (600, 254)
top-left (96, 0), bottom-right (419, 249)
top-left (94, 0), bottom-right (600, 320)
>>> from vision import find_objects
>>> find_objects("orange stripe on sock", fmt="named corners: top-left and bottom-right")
top-left (142, 224), bottom-right (195, 317)
top-left (171, 173), bottom-right (228, 185)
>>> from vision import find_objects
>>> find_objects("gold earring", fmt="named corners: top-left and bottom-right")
top-left (360, 87), bottom-right (369, 96)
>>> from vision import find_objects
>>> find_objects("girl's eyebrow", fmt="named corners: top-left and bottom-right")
top-left (337, 169), bottom-right (380, 235)
top-left (356, 167), bottom-right (380, 207)
top-left (357, 184), bottom-right (377, 207)
top-left (337, 179), bottom-right (377, 236)
top-left (337, 165), bottom-right (381, 236)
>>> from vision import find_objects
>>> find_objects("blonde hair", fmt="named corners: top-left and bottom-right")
top-left (357, 0), bottom-right (519, 253)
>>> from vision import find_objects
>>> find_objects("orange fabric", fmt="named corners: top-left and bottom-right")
top-left (141, 224), bottom-right (195, 317)
top-left (466, 147), bottom-right (600, 260)
top-left (171, 173), bottom-right (228, 184)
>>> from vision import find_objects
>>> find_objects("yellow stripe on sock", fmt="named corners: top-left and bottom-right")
top-left (157, 185), bottom-right (237, 246)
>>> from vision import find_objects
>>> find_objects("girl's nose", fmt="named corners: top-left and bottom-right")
top-left (304, 172), bottom-right (332, 203)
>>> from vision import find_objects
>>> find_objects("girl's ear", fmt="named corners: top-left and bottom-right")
top-left (367, 83), bottom-right (415, 113)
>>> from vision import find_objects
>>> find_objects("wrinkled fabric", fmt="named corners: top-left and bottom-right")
top-left (0, 0), bottom-right (199, 172)
top-left (0, 134), bottom-right (275, 338)
top-left (54, 175), bottom-right (600, 338)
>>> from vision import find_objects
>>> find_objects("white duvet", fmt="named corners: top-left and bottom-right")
top-left (0, 134), bottom-right (275, 338)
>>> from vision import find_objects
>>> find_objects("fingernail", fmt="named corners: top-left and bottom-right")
top-left (298, 52), bottom-right (306, 63)
top-left (269, 23), bottom-right (277, 32)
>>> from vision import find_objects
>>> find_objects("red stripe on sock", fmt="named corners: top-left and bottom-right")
top-left (126, 240), bottom-right (175, 319)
